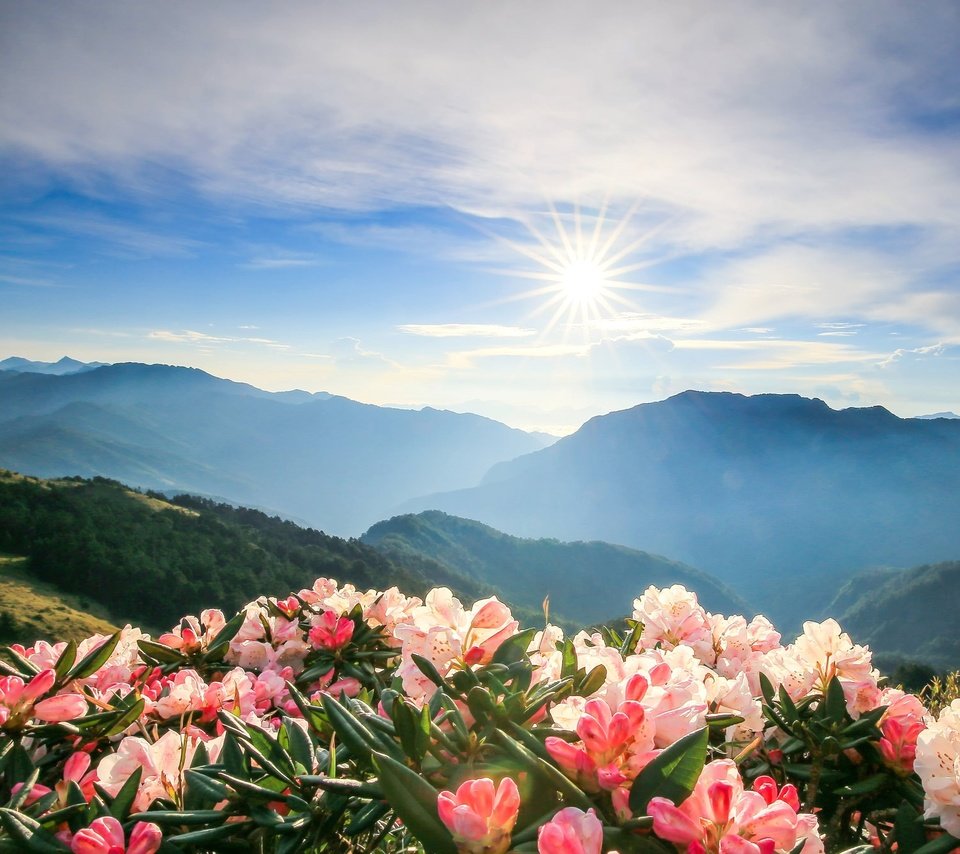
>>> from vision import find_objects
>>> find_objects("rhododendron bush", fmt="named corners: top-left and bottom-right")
top-left (0, 580), bottom-right (955, 854)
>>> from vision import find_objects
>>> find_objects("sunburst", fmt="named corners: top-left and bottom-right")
top-left (489, 200), bottom-right (673, 339)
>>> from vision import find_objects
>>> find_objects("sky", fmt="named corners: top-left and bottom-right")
top-left (1, 2), bottom-right (959, 434)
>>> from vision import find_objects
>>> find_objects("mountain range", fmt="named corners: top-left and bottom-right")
top-left (400, 391), bottom-right (960, 624)
top-left (0, 361), bottom-right (548, 533)
top-left (3, 359), bottom-right (958, 629)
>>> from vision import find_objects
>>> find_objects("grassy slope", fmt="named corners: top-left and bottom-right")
top-left (0, 554), bottom-right (120, 645)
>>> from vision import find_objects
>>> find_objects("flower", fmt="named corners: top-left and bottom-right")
top-left (0, 669), bottom-right (87, 728)
top-left (648, 759), bottom-right (823, 854)
top-left (916, 699), bottom-right (960, 837)
top-left (308, 610), bottom-right (355, 650)
top-left (537, 807), bottom-right (603, 854)
top-left (70, 816), bottom-right (161, 854)
top-left (437, 777), bottom-right (520, 854)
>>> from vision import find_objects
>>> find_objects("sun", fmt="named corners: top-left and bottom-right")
top-left (559, 259), bottom-right (608, 305)
top-left (486, 200), bottom-right (671, 339)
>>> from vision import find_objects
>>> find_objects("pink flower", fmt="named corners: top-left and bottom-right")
top-left (537, 807), bottom-right (603, 854)
top-left (308, 610), bottom-right (355, 650)
top-left (648, 759), bottom-right (823, 854)
top-left (437, 777), bottom-right (520, 854)
top-left (0, 669), bottom-right (87, 728)
top-left (70, 816), bottom-right (161, 854)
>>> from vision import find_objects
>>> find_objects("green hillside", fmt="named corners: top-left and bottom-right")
top-left (0, 471), bottom-right (503, 634)
top-left (0, 554), bottom-right (120, 646)
top-left (829, 560), bottom-right (960, 670)
top-left (362, 510), bottom-right (748, 625)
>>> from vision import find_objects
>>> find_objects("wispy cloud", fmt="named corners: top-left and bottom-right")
top-left (877, 342), bottom-right (947, 368)
top-left (13, 212), bottom-right (203, 258)
top-left (148, 329), bottom-right (290, 350)
top-left (0, 273), bottom-right (58, 287)
top-left (398, 323), bottom-right (536, 338)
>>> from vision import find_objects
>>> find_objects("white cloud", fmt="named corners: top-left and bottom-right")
top-left (3, 2), bottom-right (959, 254)
top-left (398, 323), bottom-right (536, 338)
top-left (877, 342), bottom-right (947, 368)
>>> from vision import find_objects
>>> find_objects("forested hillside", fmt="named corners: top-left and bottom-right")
top-left (362, 510), bottom-right (747, 624)
top-left (0, 471), bottom-right (500, 632)
top-left (829, 560), bottom-right (960, 670)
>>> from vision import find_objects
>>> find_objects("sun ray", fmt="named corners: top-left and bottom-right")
top-left (475, 199), bottom-right (673, 341)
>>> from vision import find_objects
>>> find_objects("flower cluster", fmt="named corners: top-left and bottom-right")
top-left (0, 578), bottom-right (950, 854)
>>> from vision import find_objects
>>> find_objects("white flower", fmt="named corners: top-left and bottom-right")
top-left (916, 700), bottom-right (960, 837)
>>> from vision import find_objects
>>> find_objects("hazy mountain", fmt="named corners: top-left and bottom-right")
top-left (827, 561), bottom-right (960, 669)
top-left (0, 356), bottom-right (108, 375)
top-left (399, 391), bottom-right (960, 624)
top-left (0, 363), bottom-right (548, 534)
top-left (915, 411), bottom-right (959, 420)
top-left (362, 510), bottom-right (747, 625)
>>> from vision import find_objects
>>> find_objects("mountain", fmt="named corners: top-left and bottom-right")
top-left (362, 511), bottom-right (747, 625)
top-left (0, 470), bottom-right (506, 634)
top-left (827, 561), bottom-right (960, 670)
top-left (915, 412), bottom-right (959, 420)
top-left (0, 356), bottom-right (107, 375)
top-left (0, 363), bottom-right (549, 534)
top-left (398, 391), bottom-right (960, 624)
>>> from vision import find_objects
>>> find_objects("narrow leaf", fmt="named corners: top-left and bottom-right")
top-left (372, 752), bottom-right (457, 854)
top-left (629, 726), bottom-right (709, 814)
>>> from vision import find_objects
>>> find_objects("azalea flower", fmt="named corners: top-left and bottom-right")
top-left (437, 777), bottom-right (520, 854)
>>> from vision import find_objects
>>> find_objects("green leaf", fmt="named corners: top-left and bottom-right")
top-left (913, 832), bottom-right (960, 854)
top-left (629, 726), bottom-right (709, 815)
top-left (391, 698), bottom-right (422, 762)
top-left (577, 664), bottom-right (607, 697)
top-left (128, 809), bottom-right (229, 825)
top-left (493, 729), bottom-right (593, 811)
top-left (321, 694), bottom-right (380, 765)
top-left (108, 765), bottom-right (142, 819)
top-left (778, 685), bottom-right (800, 724)
top-left (344, 800), bottom-right (391, 836)
top-left (201, 610), bottom-right (246, 661)
top-left (491, 627), bottom-right (538, 666)
top-left (67, 631), bottom-right (121, 681)
top-left (184, 769), bottom-right (230, 808)
top-left (136, 639), bottom-right (186, 665)
top-left (281, 718), bottom-right (315, 773)
top-left (298, 775), bottom-right (384, 799)
top-left (371, 752), bottom-right (456, 854)
top-left (53, 641), bottom-right (77, 683)
top-left (0, 809), bottom-right (69, 853)
top-left (102, 697), bottom-right (146, 739)
top-left (894, 800), bottom-right (926, 854)
top-left (410, 654), bottom-right (455, 694)
top-left (835, 773), bottom-right (889, 797)
top-left (166, 822), bottom-right (251, 846)
top-left (758, 672), bottom-right (776, 705)
top-left (824, 676), bottom-right (848, 723)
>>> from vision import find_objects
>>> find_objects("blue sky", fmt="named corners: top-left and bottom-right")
top-left (2, 2), bottom-right (959, 433)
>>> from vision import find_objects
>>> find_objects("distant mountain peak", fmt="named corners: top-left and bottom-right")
top-left (915, 411), bottom-right (959, 420)
top-left (0, 356), bottom-right (108, 375)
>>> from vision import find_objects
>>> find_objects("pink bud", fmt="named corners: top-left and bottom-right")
top-left (34, 693), bottom-right (88, 722)
top-left (127, 822), bottom-right (163, 854)
top-left (23, 669), bottom-right (56, 702)
top-left (437, 777), bottom-right (520, 854)
top-left (308, 611), bottom-right (355, 650)
top-left (537, 807), bottom-right (603, 854)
